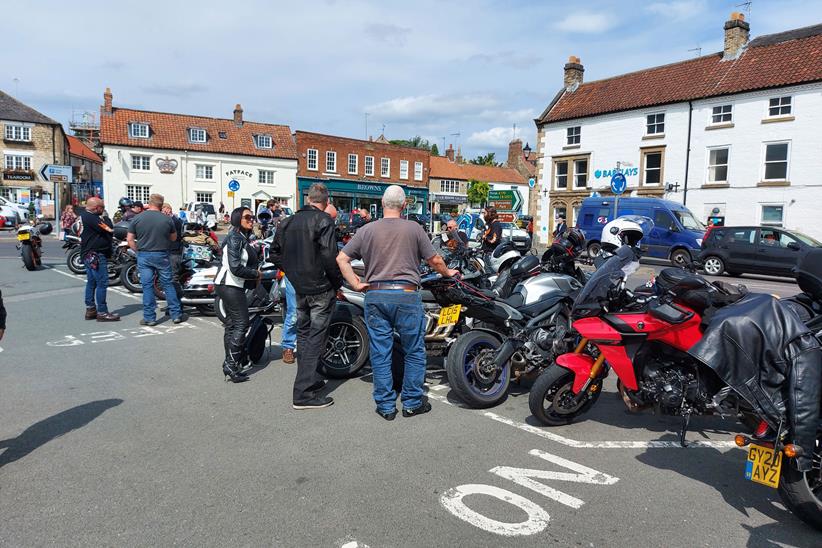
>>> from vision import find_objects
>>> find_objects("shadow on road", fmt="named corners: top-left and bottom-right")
top-left (0, 399), bottom-right (123, 468)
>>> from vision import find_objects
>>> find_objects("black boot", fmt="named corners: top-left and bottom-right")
top-left (222, 360), bottom-right (249, 383)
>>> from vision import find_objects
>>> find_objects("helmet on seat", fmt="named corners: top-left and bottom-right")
top-left (118, 197), bottom-right (133, 210)
top-left (600, 216), bottom-right (652, 253)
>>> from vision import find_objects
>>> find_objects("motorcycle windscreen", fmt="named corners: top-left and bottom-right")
top-left (571, 245), bottom-right (638, 318)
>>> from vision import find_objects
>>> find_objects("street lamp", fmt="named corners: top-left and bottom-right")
top-left (523, 142), bottom-right (532, 160)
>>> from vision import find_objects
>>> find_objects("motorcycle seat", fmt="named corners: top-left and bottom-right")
top-left (502, 293), bottom-right (524, 308)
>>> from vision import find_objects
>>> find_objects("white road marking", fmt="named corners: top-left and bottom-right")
top-left (339, 541), bottom-right (370, 548)
top-left (46, 323), bottom-right (200, 347)
top-left (4, 286), bottom-right (82, 303)
top-left (426, 388), bottom-right (736, 449)
top-left (440, 484), bottom-right (551, 537)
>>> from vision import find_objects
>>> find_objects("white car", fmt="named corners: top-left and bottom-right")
top-left (0, 196), bottom-right (28, 223)
top-left (183, 202), bottom-right (217, 230)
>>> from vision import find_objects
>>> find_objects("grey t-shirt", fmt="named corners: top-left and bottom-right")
top-left (128, 210), bottom-right (176, 252)
top-left (342, 218), bottom-right (435, 286)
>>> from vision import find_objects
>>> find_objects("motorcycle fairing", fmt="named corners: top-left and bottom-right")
top-left (612, 310), bottom-right (703, 352)
top-left (556, 353), bottom-right (597, 393)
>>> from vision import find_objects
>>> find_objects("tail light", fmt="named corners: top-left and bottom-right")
top-left (754, 420), bottom-right (770, 438)
top-left (207, 284), bottom-right (215, 293)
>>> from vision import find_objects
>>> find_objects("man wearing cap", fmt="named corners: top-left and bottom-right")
top-left (337, 185), bottom-right (458, 421)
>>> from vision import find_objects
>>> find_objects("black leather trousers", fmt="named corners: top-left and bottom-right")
top-left (216, 284), bottom-right (249, 368)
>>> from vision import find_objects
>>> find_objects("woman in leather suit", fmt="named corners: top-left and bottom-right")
top-left (214, 207), bottom-right (261, 382)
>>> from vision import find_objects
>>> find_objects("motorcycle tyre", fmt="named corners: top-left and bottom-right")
top-left (445, 330), bottom-right (508, 409)
top-left (22, 245), bottom-right (36, 271)
top-left (120, 263), bottom-right (143, 293)
top-left (778, 455), bottom-right (822, 531)
top-left (215, 295), bottom-right (227, 324)
top-left (321, 316), bottom-right (370, 379)
top-left (528, 365), bottom-right (602, 426)
top-left (67, 248), bottom-right (85, 274)
top-left (247, 320), bottom-right (269, 364)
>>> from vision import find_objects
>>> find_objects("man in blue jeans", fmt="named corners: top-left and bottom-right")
top-left (126, 193), bottom-right (186, 326)
top-left (78, 197), bottom-right (120, 322)
top-left (337, 185), bottom-right (458, 421)
top-left (281, 276), bottom-right (297, 363)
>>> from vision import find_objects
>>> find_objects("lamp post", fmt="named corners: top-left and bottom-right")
top-left (523, 142), bottom-right (531, 160)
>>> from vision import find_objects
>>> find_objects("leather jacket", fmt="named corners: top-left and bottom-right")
top-left (214, 228), bottom-right (259, 289)
top-left (689, 293), bottom-right (822, 471)
top-left (271, 205), bottom-right (343, 295)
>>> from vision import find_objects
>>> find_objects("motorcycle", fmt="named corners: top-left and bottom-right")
top-left (16, 222), bottom-right (52, 270)
top-left (62, 223), bottom-right (85, 274)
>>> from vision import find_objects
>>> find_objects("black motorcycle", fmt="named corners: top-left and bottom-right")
top-left (16, 222), bottom-right (52, 271)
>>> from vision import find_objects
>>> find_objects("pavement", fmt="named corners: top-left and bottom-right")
top-left (0, 236), bottom-right (818, 547)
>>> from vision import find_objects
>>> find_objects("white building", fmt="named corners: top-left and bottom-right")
top-left (534, 14), bottom-right (822, 243)
top-left (99, 88), bottom-right (298, 213)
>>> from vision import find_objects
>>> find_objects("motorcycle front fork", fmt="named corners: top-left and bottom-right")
top-left (572, 338), bottom-right (607, 404)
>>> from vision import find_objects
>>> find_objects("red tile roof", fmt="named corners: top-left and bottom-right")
top-left (100, 106), bottom-right (297, 160)
top-left (67, 135), bottom-right (102, 163)
top-left (539, 23), bottom-right (822, 123)
top-left (430, 156), bottom-right (526, 184)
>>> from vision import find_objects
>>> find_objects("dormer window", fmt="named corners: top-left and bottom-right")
top-left (218, 131), bottom-right (227, 139)
top-left (129, 123), bottom-right (149, 138)
top-left (254, 134), bottom-right (273, 149)
top-left (189, 128), bottom-right (206, 143)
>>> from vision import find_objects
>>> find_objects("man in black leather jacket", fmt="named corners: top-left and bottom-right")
top-left (272, 183), bottom-right (343, 409)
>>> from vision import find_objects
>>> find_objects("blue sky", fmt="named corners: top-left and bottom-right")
top-left (5, 0), bottom-right (820, 160)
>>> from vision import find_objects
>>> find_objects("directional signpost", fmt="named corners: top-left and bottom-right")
top-left (487, 189), bottom-right (523, 212)
top-left (227, 179), bottom-right (240, 209)
top-left (40, 164), bottom-right (72, 183)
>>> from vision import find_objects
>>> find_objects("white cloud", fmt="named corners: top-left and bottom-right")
top-left (646, 1), bottom-right (707, 19)
top-left (554, 11), bottom-right (616, 33)
top-left (467, 127), bottom-right (516, 148)
top-left (364, 94), bottom-right (500, 122)
top-left (364, 23), bottom-right (412, 46)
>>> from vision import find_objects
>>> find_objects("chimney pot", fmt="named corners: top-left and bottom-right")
top-left (445, 144), bottom-right (455, 162)
top-left (723, 12), bottom-right (750, 60)
top-left (103, 87), bottom-right (113, 115)
top-left (563, 56), bottom-right (584, 90)
top-left (507, 139), bottom-right (523, 168)
top-left (233, 103), bottom-right (243, 126)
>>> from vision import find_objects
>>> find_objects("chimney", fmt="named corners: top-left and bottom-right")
top-left (507, 138), bottom-right (523, 168)
top-left (723, 12), bottom-right (750, 60)
top-left (103, 87), bottom-right (113, 115)
top-left (445, 144), bottom-right (455, 162)
top-left (456, 146), bottom-right (463, 164)
top-left (564, 56), bottom-right (584, 90)
top-left (233, 103), bottom-right (243, 127)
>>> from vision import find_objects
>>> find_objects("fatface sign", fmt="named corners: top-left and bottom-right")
top-left (156, 157), bottom-right (179, 174)
top-left (225, 169), bottom-right (253, 179)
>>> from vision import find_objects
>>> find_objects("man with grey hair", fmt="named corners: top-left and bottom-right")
top-left (338, 185), bottom-right (458, 421)
top-left (273, 182), bottom-right (343, 410)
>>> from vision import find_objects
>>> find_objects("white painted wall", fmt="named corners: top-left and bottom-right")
top-left (101, 145), bottom-right (297, 213)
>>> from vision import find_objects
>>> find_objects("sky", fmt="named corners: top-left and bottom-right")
top-left (4, 0), bottom-right (821, 161)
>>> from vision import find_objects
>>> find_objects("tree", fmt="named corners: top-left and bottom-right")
top-left (430, 143), bottom-right (439, 156)
top-left (469, 152), bottom-right (501, 166)
top-left (467, 179), bottom-right (490, 207)
top-left (389, 135), bottom-right (432, 150)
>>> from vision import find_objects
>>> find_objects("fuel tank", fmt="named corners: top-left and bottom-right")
top-left (514, 271), bottom-right (583, 306)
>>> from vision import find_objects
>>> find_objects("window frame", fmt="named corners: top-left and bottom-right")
top-left (306, 148), bottom-right (318, 171)
top-left (440, 180), bottom-right (461, 193)
top-left (762, 141), bottom-right (790, 182)
top-left (129, 123), bottom-right (149, 139)
top-left (255, 134), bottom-right (273, 149)
top-left (125, 184), bottom-right (151, 203)
top-left (640, 147), bottom-right (664, 186)
top-left (767, 96), bottom-right (792, 118)
top-left (566, 126), bottom-right (581, 145)
top-left (348, 153), bottom-right (358, 175)
top-left (399, 160), bottom-right (409, 180)
top-left (189, 127), bottom-right (207, 143)
top-left (365, 155), bottom-right (375, 176)
top-left (706, 146), bottom-right (730, 184)
top-left (646, 113), bottom-right (665, 135)
top-left (4, 123), bottom-right (31, 142)
top-left (414, 161), bottom-right (423, 181)
top-left (760, 204), bottom-right (785, 227)
top-left (194, 192), bottom-right (214, 203)
top-left (194, 164), bottom-right (214, 180)
top-left (380, 157), bottom-right (390, 178)
top-left (326, 151), bottom-right (337, 173)
top-left (258, 169), bottom-right (276, 185)
top-left (573, 159), bottom-right (588, 189)
top-left (131, 154), bottom-right (151, 171)
top-left (554, 160), bottom-right (569, 190)
top-left (710, 104), bottom-right (733, 125)
top-left (4, 154), bottom-right (32, 171)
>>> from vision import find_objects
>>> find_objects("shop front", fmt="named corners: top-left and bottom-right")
top-left (297, 178), bottom-right (428, 218)
top-left (430, 192), bottom-right (468, 216)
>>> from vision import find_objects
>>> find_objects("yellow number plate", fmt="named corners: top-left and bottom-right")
top-left (745, 443), bottom-right (782, 488)
top-left (17, 232), bottom-right (30, 241)
top-left (437, 304), bottom-right (461, 327)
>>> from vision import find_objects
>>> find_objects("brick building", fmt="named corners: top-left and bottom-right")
top-left (295, 131), bottom-right (430, 217)
top-left (67, 135), bottom-right (103, 204)
top-left (0, 90), bottom-right (69, 208)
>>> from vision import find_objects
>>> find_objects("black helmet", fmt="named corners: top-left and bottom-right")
top-left (118, 197), bottom-right (133, 210)
top-left (565, 228), bottom-right (586, 252)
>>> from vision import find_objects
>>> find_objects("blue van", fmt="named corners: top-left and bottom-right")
top-left (576, 197), bottom-right (705, 266)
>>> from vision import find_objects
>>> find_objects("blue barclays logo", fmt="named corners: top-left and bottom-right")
top-left (594, 167), bottom-right (638, 179)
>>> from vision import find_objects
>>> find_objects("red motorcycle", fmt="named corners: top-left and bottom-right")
top-left (529, 246), bottom-right (822, 530)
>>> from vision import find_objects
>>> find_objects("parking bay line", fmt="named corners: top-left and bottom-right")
top-left (425, 384), bottom-right (736, 449)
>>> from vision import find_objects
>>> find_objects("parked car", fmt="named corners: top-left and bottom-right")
top-left (183, 202), bottom-right (217, 230)
top-left (0, 196), bottom-right (28, 223)
top-left (499, 222), bottom-right (532, 251)
top-left (0, 205), bottom-right (19, 228)
top-left (699, 225), bottom-right (822, 277)
top-left (577, 196), bottom-right (705, 266)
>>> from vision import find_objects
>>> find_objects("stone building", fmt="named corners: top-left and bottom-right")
top-left (0, 90), bottom-right (69, 207)
top-left (533, 14), bottom-right (822, 243)
top-left (67, 135), bottom-right (103, 203)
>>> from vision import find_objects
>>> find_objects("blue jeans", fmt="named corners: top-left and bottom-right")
top-left (282, 276), bottom-right (297, 350)
top-left (84, 254), bottom-right (109, 313)
top-left (137, 251), bottom-right (183, 322)
top-left (364, 290), bottom-right (426, 413)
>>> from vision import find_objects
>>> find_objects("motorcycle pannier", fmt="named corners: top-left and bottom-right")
top-left (510, 255), bottom-right (539, 277)
top-left (795, 248), bottom-right (822, 302)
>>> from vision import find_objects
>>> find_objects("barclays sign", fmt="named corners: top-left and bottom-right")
top-left (594, 167), bottom-right (638, 179)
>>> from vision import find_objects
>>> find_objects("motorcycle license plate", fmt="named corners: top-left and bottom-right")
top-left (438, 305), bottom-right (461, 326)
top-left (744, 443), bottom-right (782, 488)
top-left (17, 232), bottom-right (30, 241)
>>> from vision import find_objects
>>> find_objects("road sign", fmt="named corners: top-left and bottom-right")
top-left (498, 212), bottom-right (518, 223)
top-left (528, 177), bottom-right (535, 188)
top-left (228, 179), bottom-right (240, 192)
top-left (227, 191), bottom-right (235, 198)
top-left (39, 164), bottom-right (72, 183)
top-left (610, 172), bottom-right (627, 195)
top-left (487, 189), bottom-right (523, 212)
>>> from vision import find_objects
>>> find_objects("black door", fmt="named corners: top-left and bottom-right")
top-left (723, 227), bottom-right (757, 273)
top-left (757, 228), bottom-right (801, 276)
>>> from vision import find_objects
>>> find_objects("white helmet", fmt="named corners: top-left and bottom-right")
top-left (600, 215), bottom-right (653, 253)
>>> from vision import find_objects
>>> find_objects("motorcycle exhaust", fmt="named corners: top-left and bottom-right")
top-left (180, 297), bottom-right (217, 304)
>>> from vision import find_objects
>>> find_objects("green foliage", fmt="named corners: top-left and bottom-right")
top-left (467, 179), bottom-right (490, 206)
top-left (389, 136), bottom-right (432, 150)
top-left (430, 143), bottom-right (439, 156)
top-left (469, 152), bottom-right (501, 167)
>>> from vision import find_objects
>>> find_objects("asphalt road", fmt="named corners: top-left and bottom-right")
top-left (0, 234), bottom-right (817, 547)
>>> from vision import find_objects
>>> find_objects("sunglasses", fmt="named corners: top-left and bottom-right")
top-left (241, 214), bottom-right (255, 221)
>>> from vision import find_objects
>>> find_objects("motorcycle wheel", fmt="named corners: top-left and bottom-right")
top-left (445, 330), bottom-right (508, 408)
top-left (67, 248), bottom-right (85, 274)
top-left (247, 320), bottom-right (269, 364)
top-left (108, 263), bottom-right (121, 285)
top-left (778, 437), bottom-right (822, 531)
top-left (321, 316), bottom-right (370, 379)
top-left (120, 263), bottom-right (143, 293)
top-left (528, 365), bottom-right (602, 426)
top-left (21, 245), bottom-right (36, 271)
top-left (215, 295), bottom-right (227, 324)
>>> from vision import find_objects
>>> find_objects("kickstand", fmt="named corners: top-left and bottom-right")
top-left (679, 412), bottom-right (691, 447)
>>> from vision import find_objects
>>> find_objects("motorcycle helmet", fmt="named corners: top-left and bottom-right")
top-left (118, 197), bottom-right (133, 210)
top-left (600, 215), bottom-right (653, 253)
top-left (565, 227), bottom-right (586, 254)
